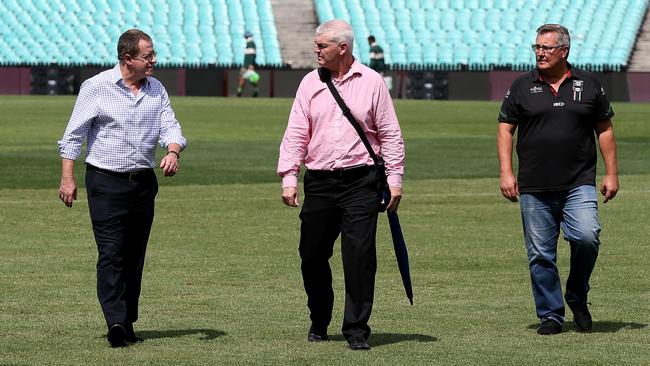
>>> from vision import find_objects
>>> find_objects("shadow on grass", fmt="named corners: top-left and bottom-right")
top-left (527, 321), bottom-right (647, 333)
top-left (330, 333), bottom-right (437, 347)
top-left (138, 329), bottom-right (226, 340)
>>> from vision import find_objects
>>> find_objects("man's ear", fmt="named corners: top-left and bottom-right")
top-left (339, 42), bottom-right (348, 55)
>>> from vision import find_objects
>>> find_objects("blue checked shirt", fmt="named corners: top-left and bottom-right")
top-left (58, 64), bottom-right (187, 173)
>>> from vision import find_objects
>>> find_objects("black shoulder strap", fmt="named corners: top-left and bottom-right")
top-left (318, 67), bottom-right (380, 164)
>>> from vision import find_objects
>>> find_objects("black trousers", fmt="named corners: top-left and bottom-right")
top-left (299, 165), bottom-right (380, 340)
top-left (85, 165), bottom-right (158, 329)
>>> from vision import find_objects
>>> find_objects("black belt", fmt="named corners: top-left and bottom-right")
top-left (307, 164), bottom-right (374, 179)
top-left (86, 164), bottom-right (153, 181)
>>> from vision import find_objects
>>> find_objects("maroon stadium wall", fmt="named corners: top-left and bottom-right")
top-left (628, 72), bottom-right (650, 102)
top-left (0, 67), bottom-right (31, 94)
top-left (0, 67), bottom-right (646, 102)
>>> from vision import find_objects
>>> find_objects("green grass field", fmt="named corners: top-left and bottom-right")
top-left (1, 96), bottom-right (649, 365)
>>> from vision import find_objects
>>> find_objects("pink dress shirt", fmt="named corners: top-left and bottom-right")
top-left (278, 60), bottom-right (405, 188)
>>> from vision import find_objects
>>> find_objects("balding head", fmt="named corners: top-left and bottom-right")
top-left (316, 19), bottom-right (354, 53)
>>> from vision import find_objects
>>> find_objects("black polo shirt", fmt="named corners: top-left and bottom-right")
top-left (498, 65), bottom-right (614, 192)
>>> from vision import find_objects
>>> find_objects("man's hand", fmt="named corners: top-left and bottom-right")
top-left (595, 120), bottom-right (618, 204)
top-left (160, 152), bottom-right (179, 176)
top-left (500, 173), bottom-right (519, 202)
top-left (600, 174), bottom-right (619, 203)
top-left (59, 176), bottom-right (77, 208)
top-left (282, 187), bottom-right (299, 207)
top-left (59, 159), bottom-right (77, 208)
top-left (386, 185), bottom-right (402, 212)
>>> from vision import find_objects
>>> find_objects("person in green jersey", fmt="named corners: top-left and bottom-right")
top-left (237, 31), bottom-right (259, 97)
top-left (367, 35), bottom-right (386, 75)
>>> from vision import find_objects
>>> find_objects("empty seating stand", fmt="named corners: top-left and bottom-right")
top-left (1, 0), bottom-right (647, 71)
top-left (0, 0), bottom-right (283, 68)
top-left (314, 0), bottom-right (649, 71)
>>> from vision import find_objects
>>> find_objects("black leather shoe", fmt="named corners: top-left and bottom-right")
top-left (568, 302), bottom-right (592, 332)
top-left (537, 318), bottom-right (563, 335)
top-left (307, 328), bottom-right (328, 342)
top-left (348, 336), bottom-right (370, 350)
top-left (125, 323), bottom-right (144, 343)
top-left (107, 324), bottom-right (128, 347)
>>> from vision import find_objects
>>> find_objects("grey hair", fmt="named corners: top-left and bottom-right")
top-left (536, 24), bottom-right (571, 49)
top-left (316, 19), bottom-right (354, 52)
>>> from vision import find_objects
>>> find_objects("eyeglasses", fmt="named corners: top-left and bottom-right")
top-left (531, 44), bottom-right (562, 54)
top-left (132, 50), bottom-right (157, 62)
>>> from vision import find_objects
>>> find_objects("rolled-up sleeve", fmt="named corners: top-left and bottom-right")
top-left (374, 80), bottom-right (405, 187)
top-left (158, 88), bottom-right (187, 150)
top-left (277, 80), bottom-right (311, 188)
top-left (58, 79), bottom-right (98, 160)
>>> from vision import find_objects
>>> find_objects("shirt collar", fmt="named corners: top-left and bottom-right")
top-left (112, 63), bottom-right (150, 89)
top-left (110, 64), bottom-right (123, 84)
top-left (565, 63), bottom-right (580, 79)
top-left (334, 59), bottom-right (363, 83)
top-left (533, 63), bottom-right (578, 83)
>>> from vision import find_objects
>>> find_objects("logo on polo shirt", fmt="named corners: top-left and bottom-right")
top-left (530, 86), bottom-right (543, 94)
top-left (553, 102), bottom-right (565, 107)
top-left (572, 80), bottom-right (583, 102)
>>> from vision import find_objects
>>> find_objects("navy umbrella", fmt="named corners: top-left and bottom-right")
top-left (383, 188), bottom-right (413, 305)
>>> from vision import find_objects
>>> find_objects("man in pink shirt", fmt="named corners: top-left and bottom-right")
top-left (277, 19), bottom-right (405, 350)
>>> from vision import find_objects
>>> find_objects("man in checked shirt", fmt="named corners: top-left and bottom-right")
top-left (58, 29), bottom-right (187, 347)
top-left (278, 19), bottom-right (405, 350)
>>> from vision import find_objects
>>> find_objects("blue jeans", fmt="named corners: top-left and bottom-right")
top-left (519, 185), bottom-right (601, 324)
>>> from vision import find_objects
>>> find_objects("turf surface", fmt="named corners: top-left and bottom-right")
top-left (1, 96), bottom-right (648, 365)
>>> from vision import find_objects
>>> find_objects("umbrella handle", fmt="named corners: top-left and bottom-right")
top-left (381, 186), bottom-right (391, 212)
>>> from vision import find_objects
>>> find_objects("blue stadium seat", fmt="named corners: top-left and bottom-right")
top-left (0, 0), bottom-right (646, 70)
top-left (469, 47), bottom-right (486, 70)
top-left (0, 0), bottom-right (283, 67)
top-left (312, 0), bottom-right (647, 71)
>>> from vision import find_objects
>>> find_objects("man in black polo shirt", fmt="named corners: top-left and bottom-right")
top-left (497, 24), bottom-right (619, 335)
